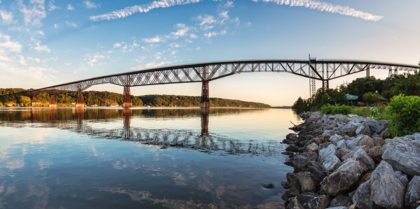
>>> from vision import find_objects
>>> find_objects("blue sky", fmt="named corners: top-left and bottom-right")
top-left (1, 0), bottom-right (419, 106)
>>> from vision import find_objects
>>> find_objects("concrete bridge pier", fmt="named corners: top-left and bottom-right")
top-left (49, 95), bottom-right (57, 107)
top-left (201, 111), bottom-right (209, 136)
top-left (30, 91), bottom-right (39, 107)
top-left (123, 86), bottom-right (132, 108)
top-left (76, 108), bottom-right (84, 131)
top-left (76, 91), bottom-right (84, 108)
top-left (200, 81), bottom-right (210, 113)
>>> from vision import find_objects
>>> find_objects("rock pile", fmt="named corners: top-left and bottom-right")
top-left (281, 112), bottom-right (420, 209)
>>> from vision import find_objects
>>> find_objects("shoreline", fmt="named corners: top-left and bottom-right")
top-left (280, 112), bottom-right (420, 209)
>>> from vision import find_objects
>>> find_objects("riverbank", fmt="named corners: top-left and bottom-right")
top-left (281, 112), bottom-right (420, 209)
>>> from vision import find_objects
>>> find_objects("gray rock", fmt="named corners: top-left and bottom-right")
top-left (370, 161), bottom-right (405, 209)
top-left (382, 138), bottom-right (420, 176)
top-left (353, 149), bottom-right (375, 170)
top-left (326, 207), bottom-right (347, 209)
top-left (356, 123), bottom-right (371, 136)
top-left (373, 137), bottom-right (385, 147)
top-left (296, 171), bottom-right (319, 193)
top-left (413, 133), bottom-right (420, 141)
top-left (319, 142), bottom-right (333, 150)
top-left (296, 192), bottom-right (330, 209)
top-left (329, 195), bottom-right (352, 207)
top-left (287, 197), bottom-right (304, 209)
top-left (357, 135), bottom-right (375, 149)
top-left (394, 171), bottom-right (409, 188)
top-left (321, 159), bottom-right (368, 196)
top-left (346, 140), bottom-right (358, 150)
top-left (292, 155), bottom-right (312, 172)
top-left (405, 176), bottom-right (420, 209)
top-left (281, 180), bottom-right (290, 189)
top-left (367, 120), bottom-right (388, 134)
top-left (287, 173), bottom-right (301, 197)
top-left (287, 133), bottom-right (298, 141)
top-left (306, 143), bottom-right (319, 152)
top-left (330, 135), bottom-right (343, 144)
top-left (322, 130), bottom-right (334, 141)
top-left (336, 148), bottom-right (351, 160)
top-left (368, 146), bottom-right (384, 162)
top-left (340, 122), bottom-right (360, 136)
top-left (319, 144), bottom-right (341, 172)
top-left (352, 180), bottom-right (373, 209)
top-left (336, 140), bottom-right (348, 149)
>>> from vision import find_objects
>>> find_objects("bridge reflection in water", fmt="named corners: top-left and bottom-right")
top-left (2, 108), bottom-right (283, 156)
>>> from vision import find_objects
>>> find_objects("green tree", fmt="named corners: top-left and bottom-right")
top-left (363, 92), bottom-right (376, 104)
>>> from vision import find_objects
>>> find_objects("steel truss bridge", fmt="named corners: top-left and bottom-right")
top-left (1, 59), bottom-right (419, 107)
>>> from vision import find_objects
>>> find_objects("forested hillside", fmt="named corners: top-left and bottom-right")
top-left (0, 89), bottom-right (270, 108)
top-left (139, 95), bottom-right (271, 108)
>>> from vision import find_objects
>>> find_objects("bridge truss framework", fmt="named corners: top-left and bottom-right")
top-left (1, 59), bottom-right (419, 108)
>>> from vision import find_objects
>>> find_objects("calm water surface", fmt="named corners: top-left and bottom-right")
top-left (0, 107), bottom-right (301, 209)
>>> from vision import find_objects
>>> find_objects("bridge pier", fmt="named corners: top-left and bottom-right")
top-left (366, 68), bottom-right (370, 77)
top-left (30, 91), bottom-right (40, 107)
top-left (76, 108), bottom-right (84, 131)
top-left (76, 91), bottom-right (84, 108)
top-left (123, 87), bottom-right (132, 108)
top-left (200, 81), bottom-right (210, 113)
top-left (201, 111), bottom-right (209, 136)
top-left (49, 95), bottom-right (57, 107)
top-left (322, 80), bottom-right (329, 89)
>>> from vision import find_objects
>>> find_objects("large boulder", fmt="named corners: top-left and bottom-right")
top-left (373, 137), bottom-right (385, 147)
top-left (346, 135), bottom-right (364, 150)
top-left (367, 120), bottom-right (388, 134)
top-left (287, 133), bottom-right (298, 141)
top-left (306, 143), bottom-right (319, 152)
top-left (329, 195), bottom-right (352, 207)
top-left (319, 144), bottom-right (341, 172)
top-left (394, 171), bottom-right (409, 188)
top-left (355, 123), bottom-right (371, 136)
top-left (352, 180), bottom-right (373, 209)
top-left (413, 133), bottom-right (420, 141)
top-left (370, 161), bottom-right (405, 209)
top-left (353, 149), bottom-right (375, 170)
top-left (322, 130), bottom-right (335, 141)
top-left (368, 146), bottom-right (385, 162)
top-left (320, 159), bottom-right (368, 196)
top-left (336, 140), bottom-right (348, 149)
top-left (405, 176), bottom-right (420, 209)
top-left (382, 138), bottom-right (420, 176)
top-left (296, 171), bottom-right (320, 193)
top-left (292, 155), bottom-right (312, 172)
top-left (329, 135), bottom-right (343, 144)
top-left (340, 122), bottom-right (360, 136)
top-left (287, 197), bottom-right (304, 209)
top-left (296, 192), bottom-right (330, 209)
top-left (357, 135), bottom-right (375, 149)
top-left (336, 148), bottom-right (351, 160)
top-left (287, 172), bottom-right (301, 197)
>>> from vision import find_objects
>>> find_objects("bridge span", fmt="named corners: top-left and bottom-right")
top-left (6, 59), bottom-right (420, 109)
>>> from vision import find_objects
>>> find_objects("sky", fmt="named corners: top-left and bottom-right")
top-left (0, 0), bottom-right (419, 106)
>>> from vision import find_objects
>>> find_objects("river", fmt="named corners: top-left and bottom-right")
top-left (0, 107), bottom-right (301, 209)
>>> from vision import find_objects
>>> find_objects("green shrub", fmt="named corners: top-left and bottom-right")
top-left (0, 103), bottom-right (3, 107)
top-left (387, 94), bottom-right (420, 136)
top-left (321, 104), bottom-right (352, 115)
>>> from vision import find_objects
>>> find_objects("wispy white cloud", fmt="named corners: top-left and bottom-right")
top-left (18, 0), bottom-right (47, 27)
top-left (0, 32), bottom-right (22, 53)
top-left (48, 0), bottom-right (57, 11)
top-left (143, 36), bottom-right (162, 43)
top-left (132, 61), bottom-right (172, 70)
top-left (204, 32), bottom-right (218, 38)
top-left (252, 0), bottom-right (383, 21)
top-left (0, 10), bottom-right (14, 25)
top-left (83, 0), bottom-right (98, 9)
top-left (31, 40), bottom-right (51, 52)
top-left (198, 15), bottom-right (216, 25)
top-left (89, 0), bottom-right (201, 21)
top-left (67, 4), bottom-right (74, 10)
top-left (113, 43), bottom-right (122, 48)
top-left (53, 23), bottom-right (58, 28)
top-left (66, 21), bottom-right (77, 28)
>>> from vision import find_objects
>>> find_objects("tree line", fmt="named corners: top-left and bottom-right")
top-left (0, 89), bottom-right (271, 108)
top-left (139, 95), bottom-right (271, 108)
top-left (292, 72), bottom-right (420, 111)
